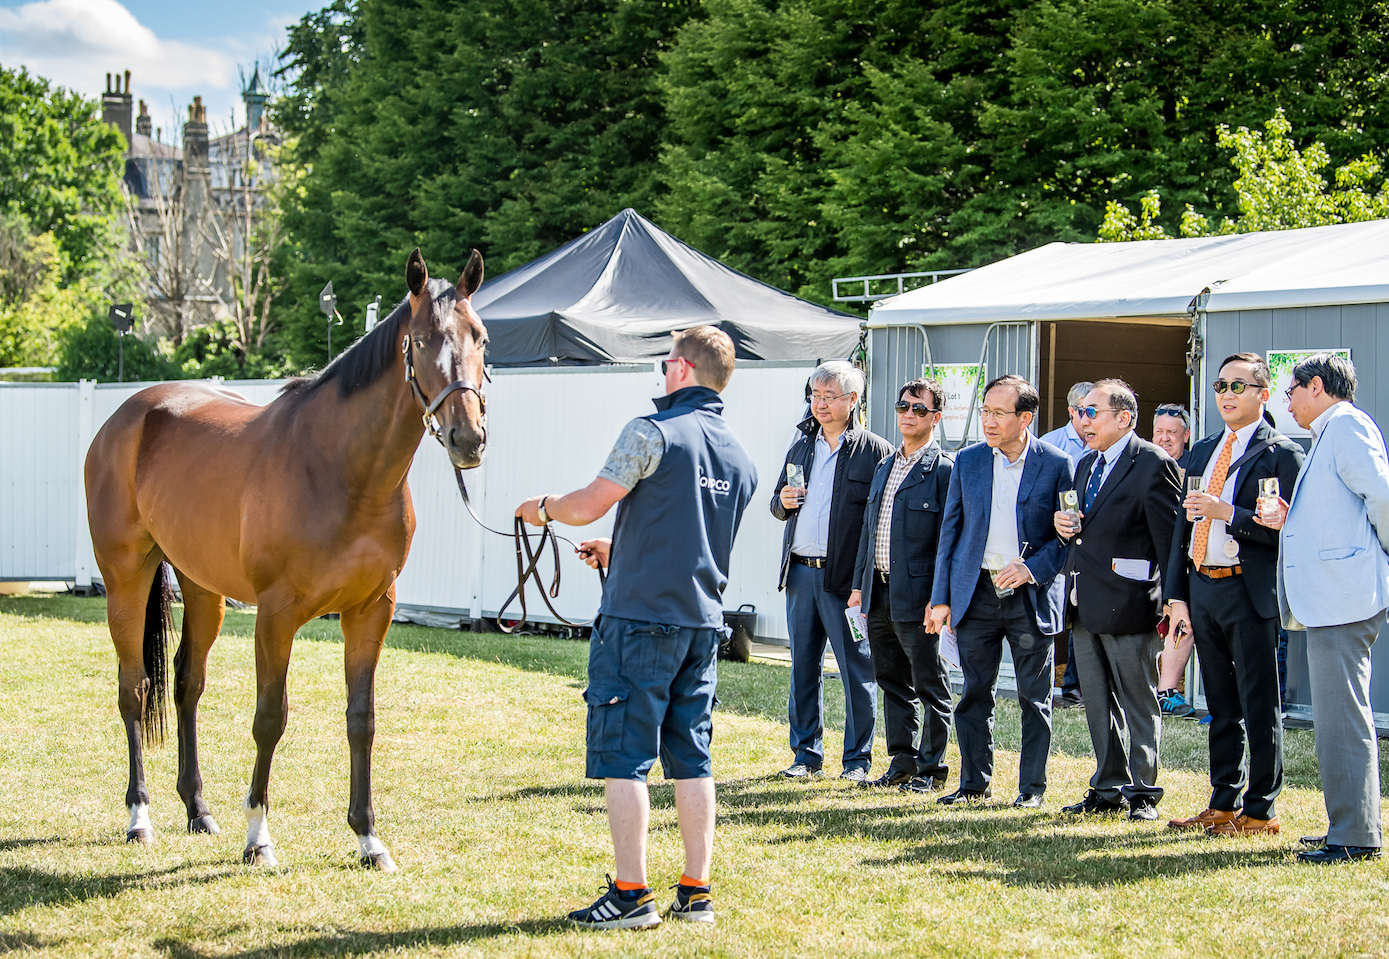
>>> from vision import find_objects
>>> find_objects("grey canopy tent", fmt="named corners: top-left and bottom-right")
top-left (472, 209), bottom-right (861, 366)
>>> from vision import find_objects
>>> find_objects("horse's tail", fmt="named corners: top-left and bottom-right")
top-left (141, 561), bottom-right (174, 747)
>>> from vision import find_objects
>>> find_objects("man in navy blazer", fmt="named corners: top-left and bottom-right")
top-left (848, 377), bottom-right (954, 792)
top-left (926, 374), bottom-right (1073, 808)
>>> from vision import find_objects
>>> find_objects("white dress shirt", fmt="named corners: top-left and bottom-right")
top-left (1195, 418), bottom-right (1259, 567)
top-left (983, 433), bottom-right (1030, 570)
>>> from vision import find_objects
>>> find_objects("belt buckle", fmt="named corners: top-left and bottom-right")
top-left (877, 569), bottom-right (889, 584)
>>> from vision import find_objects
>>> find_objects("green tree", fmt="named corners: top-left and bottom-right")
top-left (1099, 110), bottom-right (1389, 240)
top-left (274, 0), bottom-right (694, 370)
top-left (0, 66), bottom-right (127, 280)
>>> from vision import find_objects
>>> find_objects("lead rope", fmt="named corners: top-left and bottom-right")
top-left (452, 467), bottom-right (605, 634)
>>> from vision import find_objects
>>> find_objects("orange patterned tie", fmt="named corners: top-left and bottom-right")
top-left (1191, 431), bottom-right (1237, 566)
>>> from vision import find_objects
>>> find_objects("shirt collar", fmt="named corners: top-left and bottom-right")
top-left (897, 439), bottom-right (934, 464)
top-left (1310, 402), bottom-right (1342, 439)
top-left (993, 431), bottom-right (1031, 468)
top-left (1223, 418), bottom-right (1260, 447)
top-left (1098, 428), bottom-right (1135, 463)
top-left (1064, 421), bottom-right (1082, 445)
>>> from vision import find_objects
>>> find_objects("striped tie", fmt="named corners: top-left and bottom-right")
top-left (1191, 431), bottom-right (1237, 565)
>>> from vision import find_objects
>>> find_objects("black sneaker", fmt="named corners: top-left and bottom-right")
top-left (567, 875), bottom-right (661, 930)
top-left (669, 882), bottom-right (715, 925)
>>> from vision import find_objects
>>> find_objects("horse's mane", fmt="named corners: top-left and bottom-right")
top-left (280, 278), bottom-right (458, 399)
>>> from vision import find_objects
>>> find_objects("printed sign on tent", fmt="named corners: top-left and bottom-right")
top-left (1267, 349), bottom-right (1350, 439)
top-left (925, 363), bottom-right (986, 446)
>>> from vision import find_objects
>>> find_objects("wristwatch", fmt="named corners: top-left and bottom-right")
top-left (537, 496), bottom-right (550, 524)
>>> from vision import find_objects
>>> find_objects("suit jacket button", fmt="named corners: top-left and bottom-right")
top-left (1075, 538), bottom-right (1082, 545)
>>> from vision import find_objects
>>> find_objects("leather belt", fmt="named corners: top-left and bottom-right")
top-left (792, 554), bottom-right (826, 569)
top-left (875, 569), bottom-right (890, 584)
top-left (1196, 564), bottom-right (1242, 580)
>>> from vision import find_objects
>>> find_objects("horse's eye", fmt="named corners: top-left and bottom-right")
top-left (414, 337), bottom-right (426, 350)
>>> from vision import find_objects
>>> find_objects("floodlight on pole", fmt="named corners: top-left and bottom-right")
top-left (320, 281), bottom-right (338, 359)
top-left (109, 303), bottom-right (134, 382)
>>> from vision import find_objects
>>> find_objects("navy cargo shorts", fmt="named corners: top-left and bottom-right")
top-left (584, 614), bottom-right (720, 781)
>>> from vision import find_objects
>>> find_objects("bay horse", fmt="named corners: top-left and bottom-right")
top-left (84, 249), bottom-right (487, 871)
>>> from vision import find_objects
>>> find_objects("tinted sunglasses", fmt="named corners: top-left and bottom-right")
top-left (1076, 406), bottom-right (1119, 420)
top-left (660, 357), bottom-right (695, 374)
top-left (1212, 379), bottom-right (1256, 395)
top-left (1154, 404), bottom-right (1189, 423)
top-left (895, 400), bottom-right (939, 416)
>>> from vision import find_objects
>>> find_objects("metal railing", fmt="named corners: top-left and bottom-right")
top-left (831, 269), bottom-right (974, 303)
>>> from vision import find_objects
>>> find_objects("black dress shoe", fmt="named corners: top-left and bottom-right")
top-left (1057, 691), bottom-right (1084, 709)
top-left (860, 769), bottom-right (915, 788)
top-left (1297, 844), bottom-right (1382, 864)
top-left (1128, 797), bottom-right (1160, 821)
top-left (1060, 789), bottom-right (1128, 815)
top-left (936, 787), bottom-right (990, 806)
top-left (1299, 834), bottom-right (1327, 847)
top-left (1012, 793), bottom-right (1044, 809)
top-left (899, 775), bottom-right (948, 794)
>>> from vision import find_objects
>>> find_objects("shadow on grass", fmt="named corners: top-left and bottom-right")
top-left (152, 920), bottom-right (568, 958)
top-left (0, 861), bottom-right (238, 919)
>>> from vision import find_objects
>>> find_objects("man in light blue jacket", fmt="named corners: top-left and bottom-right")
top-left (1266, 352), bottom-right (1389, 864)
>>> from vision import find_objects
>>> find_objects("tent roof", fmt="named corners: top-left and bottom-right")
top-left (869, 219), bottom-right (1389, 327)
top-left (474, 208), bottom-right (860, 365)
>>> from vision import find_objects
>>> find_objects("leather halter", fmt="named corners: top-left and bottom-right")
top-left (402, 332), bottom-right (488, 443)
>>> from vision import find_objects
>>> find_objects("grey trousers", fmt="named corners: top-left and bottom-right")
top-left (1306, 614), bottom-right (1384, 848)
top-left (1071, 624), bottom-right (1163, 803)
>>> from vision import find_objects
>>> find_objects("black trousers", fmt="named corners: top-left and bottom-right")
top-left (1189, 569), bottom-right (1284, 819)
top-left (953, 571), bottom-right (1055, 795)
top-left (865, 583), bottom-right (951, 780)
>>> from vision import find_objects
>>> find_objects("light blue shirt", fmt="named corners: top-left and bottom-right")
top-left (1040, 421), bottom-right (1087, 466)
top-left (1093, 428), bottom-right (1135, 490)
top-left (789, 433), bottom-right (839, 557)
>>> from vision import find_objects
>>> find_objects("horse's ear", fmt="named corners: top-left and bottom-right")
top-left (458, 249), bottom-right (484, 298)
top-left (406, 248), bottom-right (428, 296)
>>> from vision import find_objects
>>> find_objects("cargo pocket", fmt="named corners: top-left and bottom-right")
top-left (584, 686), bottom-right (629, 752)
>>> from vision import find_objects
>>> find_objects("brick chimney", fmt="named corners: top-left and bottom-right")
top-left (135, 99), bottom-right (152, 138)
top-left (183, 96), bottom-right (209, 171)
top-left (101, 69), bottom-right (133, 146)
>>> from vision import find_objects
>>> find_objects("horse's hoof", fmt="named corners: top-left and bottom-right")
top-left (243, 844), bottom-right (278, 867)
top-left (188, 815), bottom-right (221, 835)
top-left (360, 850), bottom-right (396, 873)
top-left (126, 828), bottom-right (154, 845)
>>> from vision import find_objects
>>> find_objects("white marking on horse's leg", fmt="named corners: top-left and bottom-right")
top-left (126, 803), bottom-right (154, 844)
top-left (242, 794), bottom-right (277, 866)
top-left (357, 833), bottom-right (397, 872)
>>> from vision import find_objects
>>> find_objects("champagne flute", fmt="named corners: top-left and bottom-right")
top-left (1258, 477), bottom-right (1280, 524)
top-left (1186, 475), bottom-right (1204, 522)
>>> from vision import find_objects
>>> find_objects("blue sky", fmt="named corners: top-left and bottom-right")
top-left (0, 0), bottom-right (324, 137)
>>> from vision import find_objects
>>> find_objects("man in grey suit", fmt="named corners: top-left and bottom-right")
top-left (1265, 352), bottom-right (1389, 863)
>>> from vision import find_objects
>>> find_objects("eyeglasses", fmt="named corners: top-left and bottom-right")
top-left (895, 400), bottom-right (939, 416)
top-left (1154, 404), bottom-right (1190, 424)
top-left (1076, 406), bottom-right (1119, 420)
top-left (661, 357), bottom-right (695, 374)
top-left (1212, 379), bottom-right (1256, 395)
top-left (810, 391), bottom-right (849, 405)
top-left (979, 407), bottom-right (1025, 421)
top-left (1284, 381), bottom-right (1305, 400)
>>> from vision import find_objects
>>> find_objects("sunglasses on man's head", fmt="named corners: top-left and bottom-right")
top-left (1213, 379), bottom-right (1256, 395)
top-left (1155, 404), bottom-right (1189, 419)
top-left (895, 400), bottom-right (939, 416)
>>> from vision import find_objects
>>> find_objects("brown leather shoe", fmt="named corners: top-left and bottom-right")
top-left (1167, 807), bottom-right (1236, 831)
top-left (1207, 813), bottom-right (1281, 837)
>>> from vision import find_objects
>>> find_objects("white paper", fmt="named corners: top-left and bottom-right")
top-left (938, 624), bottom-right (961, 669)
top-left (844, 606), bottom-right (868, 644)
top-left (1112, 558), bottom-right (1152, 581)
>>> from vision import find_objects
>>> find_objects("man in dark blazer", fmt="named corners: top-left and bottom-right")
top-left (847, 377), bottom-right (954, 792)
top-left (1054, 378), bottom-right (1180, 821)
top-left (926, 374), bottom-right (1073, 808)
top-left (771, 361), bottom-right (893, 781)
top-left (1162, 353), bottom-right (1304, 837)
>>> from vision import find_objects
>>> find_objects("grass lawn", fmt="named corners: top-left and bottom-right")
top-left (1, 591), bottom-right (1387, 958)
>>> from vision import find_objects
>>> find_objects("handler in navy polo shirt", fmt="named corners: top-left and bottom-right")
top-left (516, 326), bottom-right (757, 931)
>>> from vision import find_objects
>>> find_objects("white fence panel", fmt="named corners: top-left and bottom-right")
top-left (0, 383), bottom-right (81, 580)
top-left (5, 363), bottom-right (815, 641)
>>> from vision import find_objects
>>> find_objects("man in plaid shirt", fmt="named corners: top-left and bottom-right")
top-left (848, 377), bottom-right (956, 792)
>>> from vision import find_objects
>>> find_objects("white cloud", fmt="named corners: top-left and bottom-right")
top-left (0, 0), bottom-right (278, 133)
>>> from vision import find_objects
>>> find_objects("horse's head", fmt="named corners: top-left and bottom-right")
top-left (404, 247), bottom-right (488, 469)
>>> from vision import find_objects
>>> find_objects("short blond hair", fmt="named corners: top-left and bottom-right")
top-left (672, 326), bottom-right (736, 391)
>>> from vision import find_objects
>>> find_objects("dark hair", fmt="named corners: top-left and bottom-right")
top-left (1219, 351), bottom-right (1271, 388)
top-left (899, 377), bottom-right (946, 411)
top-left (1292, 352), bottom-right (1357, 401)
top-left (983, 374), bottom-right (1039, 415)
top-left (1093, 377), bottom-right (1138, 426)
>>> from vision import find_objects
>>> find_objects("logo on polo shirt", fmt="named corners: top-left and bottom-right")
top-left (698, 468), bottom-right (732, 493)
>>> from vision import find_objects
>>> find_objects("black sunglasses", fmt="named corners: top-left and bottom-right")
top-left (895, 400), bottom-right (939, 416)
top-left (1213, 379), bottom-right (1256, 395)
top-left (661, 357), bottom-right (695, 374)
